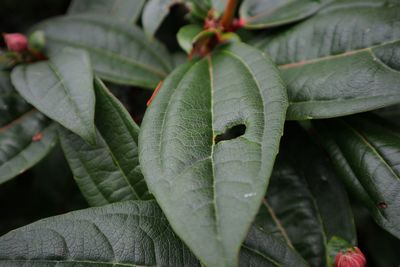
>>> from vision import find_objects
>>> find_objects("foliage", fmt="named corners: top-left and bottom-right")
top-left (0, 0), bottom-right (399, 266)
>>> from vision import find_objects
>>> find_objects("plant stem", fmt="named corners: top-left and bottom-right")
top-left (220, 0), bottom-right (237, 29)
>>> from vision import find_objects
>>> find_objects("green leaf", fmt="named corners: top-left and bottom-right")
top-left (211, 0), bottom-right (227, 14)
top-left (139, 42), bottom-right (288, 267)
top-left (241, 226), bottom-right (308, 267)
top-left (60, 78), bottom-right (150, 206)
top-left (0, 71), bottom-right (31, 127)
top-left (257, 124), bottom-right (356, 267)
top-left (257, 3), bottom-right (400, 120)
top-left (68, 0), bottom-right (146, 23)
top-left (142, 0), bottom-right (181, 37)
top-left (0, 200), bottom-right (200, 266)
top-left (177, 24), bottom-right (203, 54)
top-left (11, 48), bottom-right (96, 145)
top-left (240, 0), bottom-right (326, 29)
top-left (34, 14), bottom-right (172, 88)
top-left (313, 115), bottom-right (400, 239)
top-left (0, 111), bottom-right (57, 185)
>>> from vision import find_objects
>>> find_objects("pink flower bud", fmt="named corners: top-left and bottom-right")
top-left (3, 33), bottom-right (28, 52)
top-left (335, 247), bottom-right (366, 267)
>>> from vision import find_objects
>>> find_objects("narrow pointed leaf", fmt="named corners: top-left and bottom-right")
top-left (0, 200), bottom-right (200, 266)
top-left (257, 4), bottom-right (400, 119)
top-left (142, 0), bottom-right (181, 37)
top-left (34, 14), bottom-right (172, 88)
top-left (60, 79), bottom-right (150, 206)
top-left (313, 116), bottom-right (400, 239)
top-left (0, 111), bottom-right (57, 185)
top-left (240, 0), bottom-right (327, 29)
top-left (11, 49), bottom-right (96, 145)
top-left (255, 124), bottom-right (356, 267)
top-left (68, 0), bottom-right (146, 23)
top-left (139, 42), bottom-right (288, 267)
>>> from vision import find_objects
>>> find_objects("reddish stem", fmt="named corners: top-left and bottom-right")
top-left (220, 0), bottom-right (237, 29)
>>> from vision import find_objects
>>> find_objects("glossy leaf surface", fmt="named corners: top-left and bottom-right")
top-left (35, 14), bottom-right (172, 88)
top-left (257, 3), bottom-right (400, 119)
top-left (11, 49), bottom-right (96, 145)
top-left (139, 42), bottom-right (288, 267)
top-left (177, 24), bottom-right (203, 54)
top-left (313, 116), bottom-right (400, 239)
top-left (60, 79), bottom-right (150, 206)
top-left (0, 200), bottom-right (200, 266)
top-left (240, 0), bottom-right (326, 29)
top-left (257, 124), bottom-right (356, 267)
top-left (68, 0), bottom-right (145, 23)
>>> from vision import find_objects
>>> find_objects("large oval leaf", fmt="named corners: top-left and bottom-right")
top-left (240, 0), bottom-right (327, 29)
top-left (142, 0), bottom-right (181, 37)
top-left (34, 14), bottom-right (172, 88)
top-left (0, 200), bottom-right (200, 266)
top-left (60, 78), bottom-right (150, 206)
top-left (11, 48), bottom-right (96, 145)
top-left (313, 115), bottom-right (400, 239)
top-left (257, 3), bottom-right (400, 120)
top-left (139, 42), bottom-right (288, 267)
top-left (68, 0), bottom-right (145, 23)
top-left (255, 124), bottom-right (356, 267)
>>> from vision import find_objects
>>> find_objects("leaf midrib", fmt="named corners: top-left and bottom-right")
top-left (46, 37), bottom-right (167, 78)
top-left (278, 39), bottom-right (400, 70)
top-left (60, 16), bottom-right (172, 72)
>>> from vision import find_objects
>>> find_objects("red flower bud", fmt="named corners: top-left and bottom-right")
top-left (335, 247), bottom-right (366, 267)
top-left (3, 33), bottom-right (28, 52)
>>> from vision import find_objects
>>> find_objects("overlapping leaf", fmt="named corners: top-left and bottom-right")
top-left (313, 115), bottom-right (400, 239)
top-left (68, 0), bottom-right (145, 23)
top-left (34, 14), bottom-right (172, 88)
top-left (139, 42), bottom-right (288, 267)
top-left (255, 124), bottom-right (356, 267)
top-left (0, 72), bottom-right (57, 184)
top-left (257, 3), bottom-right (400, 119)
top-left (142, 0), bottom-right (181, 37)
top-left (11, 49), bottom-right (96, 145)
top-left (0, 200), bottom-right (200, 266)
top-left (240, 0), bottom-right (327, 29)
top-left (60, 78), bottom-right (150, 206)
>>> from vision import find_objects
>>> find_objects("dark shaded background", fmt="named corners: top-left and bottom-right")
top-left (0, 1), bottom-right (399, 266)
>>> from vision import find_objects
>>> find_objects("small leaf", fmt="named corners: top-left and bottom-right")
top-left (68, 0), bottom-right (146, 23)
top-left (257, 3), bottom-right (400, 119)
top-left (11, 48), bottom-right (96, 145)
top-left (60, 78), bottom-right (150, 206)
top-left (139, 42), bottom-right (288, 267)
top-left (240, 0), bottom-right (326, 29)
top-left (34, 14), bottom-right (172, 88)
top-left (0, 200), bottom-right (200, 266)
top-left (177, 24), bottom-right (203, 54)
top-left (0, 111), bottom-right (57, 185)
top-left (313, 115), bottom-right (400, 239)
top-left (256, 124), bottom-right (357, 267)
top-left (142, 0), bottom-right (181, 37)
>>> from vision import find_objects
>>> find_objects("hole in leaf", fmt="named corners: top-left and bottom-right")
top-left (214, 124), bottom-right (246, 144)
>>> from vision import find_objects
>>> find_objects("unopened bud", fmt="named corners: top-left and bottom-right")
top-left (3, 33), bottom-right (28, 52)
top-left (335, 247), bottom-right (366, 267)
top-left (28, 31), bottom-right (46, 51)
